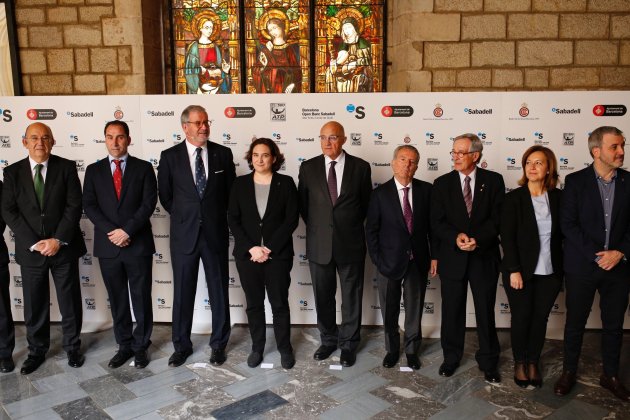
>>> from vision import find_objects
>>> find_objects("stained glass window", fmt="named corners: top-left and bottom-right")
top-left (314, 1), bottom-right (384, 93)
top-left (170, 0), bottom-right (385, 93)
top-left (172, 0), bottom-right (242, 94)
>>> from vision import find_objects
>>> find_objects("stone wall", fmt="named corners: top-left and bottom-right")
top-left (15, 0), bottom-right (149, 95)
top-left (387, 0), bottom-right (630, 91)
top-left (13, 0), bottom-right (630, 94)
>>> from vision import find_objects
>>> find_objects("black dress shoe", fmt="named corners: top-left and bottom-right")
top-left (438, 362), bottom-right (458, 377)
top-left (483, 369), bottom-right (501, 383)
top-left (382, 352), bottom-right (400, 368)
top-left (313, 345), bottom-right (337, 361)
top-left (406, 353), bottom-right (421, 370)
top-left (554, 370), bottom-right (576, 396)
top-left (134, 350), bottom-right (150, 369)
top-left (210, 348), bottom-right (227, 366)
top-left (340, 350), bottom-right (356, 367)
top-left (67, 350), bottom-right (85, 368)
top-left (281, 352), bottom-right (295, 369)
top-left (0, 357), bottom-right (15, 373)
top-left (168, 349), bottom-right (193, 367)
top-left (108, 350), bottom-right (134, 368)
top-left (20, 354), bottom-right (45, 375)
top-left (527, 362), bottom-right (542, 388)
top-left (600, 374), bottom-right (630, 401)
top-left (247, 351), bottom-right (263, 368)
top-left (514, 361), bottom-right (529, 388)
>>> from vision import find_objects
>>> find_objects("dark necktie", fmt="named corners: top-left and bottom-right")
top-left (34, 163), bottom-right (44, 208)
top-left (113, 159), bottom-right (123, 200)
top-left (195, 147), bottom-right (207, 198)
top-left (327, 161), bottom-right (338, 205)
top-left (402, 187), bottom-right (413, 233)
top-left (463, 175), bottom-right (472, 217)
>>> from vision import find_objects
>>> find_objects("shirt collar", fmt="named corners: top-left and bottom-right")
top-left (108, 154), bottom-right (129, 164)
top-left (185, 140), bottom-right (207, 156)
top-left (394, 177), bottom-right (412, 190)
top-left (29, 157), bottom-right (48, 170)
top-left (459, 167), bottom-right (477, 183)
top-left (593, 165), bottom-right (617, 183)
top-left (324, 150), bottom-right (345, 166)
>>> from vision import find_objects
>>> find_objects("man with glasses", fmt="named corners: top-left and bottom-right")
top-left (298, 121), bottom-right (372, 367)
top-left (158, 105), bottom-right (235, 367)
top-left (431, 133), bottom-right (505, 383)
top-left (1, 122), bottom-right (86, 374)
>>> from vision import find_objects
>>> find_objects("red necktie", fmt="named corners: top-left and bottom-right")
top-left (113, 159), bottom-right (123, 200)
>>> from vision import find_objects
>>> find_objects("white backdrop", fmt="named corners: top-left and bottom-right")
top-left (1, 92), bottom-right (629, 337)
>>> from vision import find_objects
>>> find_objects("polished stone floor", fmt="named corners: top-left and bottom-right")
top-left (0, 324), bottom-right (629, 419)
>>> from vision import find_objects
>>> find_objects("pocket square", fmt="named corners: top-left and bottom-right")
top-left (214, 170), bottom-right (224, 174)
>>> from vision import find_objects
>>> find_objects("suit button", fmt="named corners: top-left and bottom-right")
top-left (259, 223), bottom-right (263, 226)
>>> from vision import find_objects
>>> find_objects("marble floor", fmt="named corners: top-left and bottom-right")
top-left (0, 324), bottom-right (629, 419)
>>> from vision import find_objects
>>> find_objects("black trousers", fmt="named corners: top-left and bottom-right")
top-left (171, 235), bottom-right (230, 352)
top-left (99, 254), bottom-right (153, 352)
top-left (236, 258), bottom-right (293, 354)
top-left (0, 263), bottom-right (13, 358)
top-left (309, 258), bottom-right (364, 352)
top-left (377, 263), bottom-right (427, 355)
top-left (502, 273), bottom-right (562, 362)
top-left (440, 257), bottom-right (500, 371)
top-left (20, 260), bottom-right (82, 355)
top-left (563, 268), bottom-right (630, 376)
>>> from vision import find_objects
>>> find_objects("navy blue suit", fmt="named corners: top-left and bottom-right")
top-left (158, 140), bottom-right (235, 352)
top-left (560, 166), bottom-right (630, 376)
top-left (83, 156), bottom-right (157, 352)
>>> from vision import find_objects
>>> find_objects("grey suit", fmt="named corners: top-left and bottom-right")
top-left (298, 152), bottom-right (371, 352)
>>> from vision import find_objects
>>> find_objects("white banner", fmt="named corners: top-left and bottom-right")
top-left (1, 92), bottom-right (629, 337)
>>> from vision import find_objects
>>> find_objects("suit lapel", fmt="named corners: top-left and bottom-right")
top-left (98, 157), bottom-right (118, 203)
top-left (177, 142), bottom-right (198, 196)
top-left (42, 156), bottom-right (59, 211)
top-left (19, 159), bottom-right (39, 208)
top-left (450, 170), bottom-right (468, 219)
top-left (611, 170), bottom-right (627, 228)
top-left (118, 156), bottom-right (136, 204)
top-left (263, 173), bottom-right (280, 220)
top-left (338, 153), bottom-right (353, 202)
top-left (586, 169), bottom-right (605, 223)
top-left (314, 155), bottom-right (331, 205)
top-left (386, 178), bottom-right (408, 232)
top-left (202, 143), bottom-right (217, 199)
top-left (470, 168), bottom-right (484, 218)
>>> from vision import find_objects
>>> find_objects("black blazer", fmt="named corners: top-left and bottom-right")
top-left (561, 165), bottom-right (630, 276)
top-left (228, 172), bottom-right (298, 261)
top-left (157, 141), bottom-right (235, 254)
top-left (365, 177), bottom-right (432, 279)
top-left (297, 152), bottom-right (372, 264)
top-left (431, 168), bottom-right (505, 280)
top-left (83, 155), bottom-right (157, 258)
top-left (0, 181), bottom-right (9, 266)
top-left (500, 186), bottom-right (562, 281)
top-left (1, 155), bottom-right (86, 266)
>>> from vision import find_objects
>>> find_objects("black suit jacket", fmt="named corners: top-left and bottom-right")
top-left (0, 181), bottom-right (9, 266)
top-left (228, 172), bottom-right (298, 261)
top-left (500, 186), bottom-right (562, 281)
top-left (298, 152), bottom-right (372, 265)
top-left (365, 177), bottom-right (432, 279)
top-left (560, 165), bottom-right (630, 276)
top-left (157, 140), bottom-right (235, 254)
top-left (83, 155), bottom-right (157, 258)
top-left (431, 168), bottom-right (505, 280)
top-left (1, 155), bottom-right (86, 266)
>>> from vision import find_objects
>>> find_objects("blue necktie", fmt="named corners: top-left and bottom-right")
top-left (195, 147), bottom-right (206, 198)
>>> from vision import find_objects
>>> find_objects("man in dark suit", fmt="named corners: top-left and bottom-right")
top-left (83, 120), bottom-right (157, 369)
top-left (365, 145), bottom-right (435, 370)
top-left (0, 180), bottom-right (14, 373)
top-left (298, 120), bottom-right (372, 367)
top-left (431, 133), bottom-right (504, 383)
top-left (1, 122), bottom-right (86, 375)
top-left (158, 105), bottom-right (235, 367)
top-left (555, 126), bottom-right (630, 401)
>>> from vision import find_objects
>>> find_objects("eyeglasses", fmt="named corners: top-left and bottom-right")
top-left (185, 120), bottom-right (212, 128)
top-left (449, 150), bottom-right (476, 158)
top-left (319, 135), bottom-right (343, 142)
top-left (26, 136), bottom-right (53, 143)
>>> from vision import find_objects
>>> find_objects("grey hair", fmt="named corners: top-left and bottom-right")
top-left (588, 126), bottom-right (625, 158)
top-left (392, 145), bottom-right (419, 161)
top-left (181, 105), bottom-right (207, 124)
top-left (454, 133), bottom-right (483, 161)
